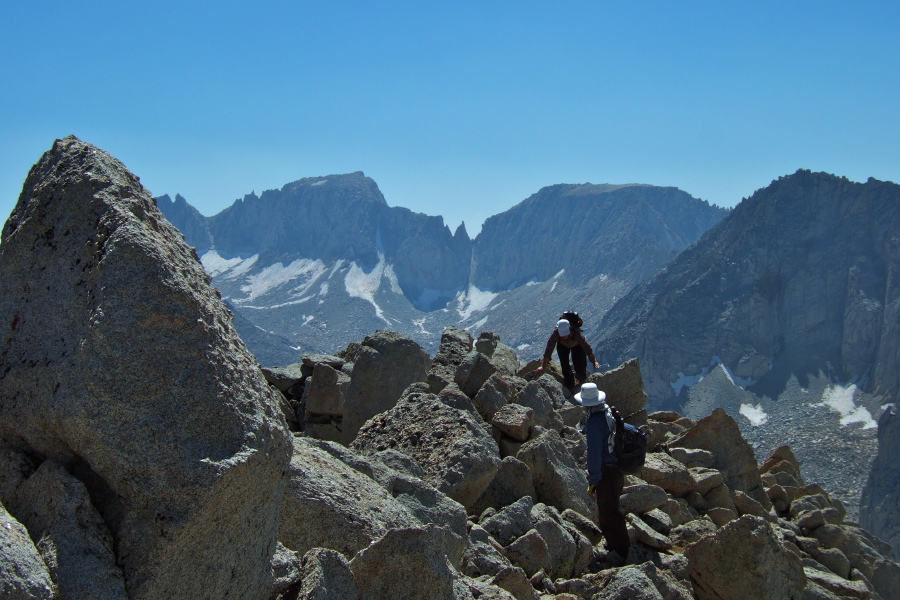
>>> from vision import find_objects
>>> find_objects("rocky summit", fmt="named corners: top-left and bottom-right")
top-left (2, 137), bottom-right (899, 600)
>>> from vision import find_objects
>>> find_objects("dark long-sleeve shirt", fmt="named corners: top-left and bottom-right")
top-left (542, 328), bottom-right (597, 364)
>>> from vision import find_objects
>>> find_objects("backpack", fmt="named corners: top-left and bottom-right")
top-left (560, 311), bottom-right (584, 329)
top-left (609, 405), bottom-right (648, 474)
top-left (580, 402), bottom-right (649, 474)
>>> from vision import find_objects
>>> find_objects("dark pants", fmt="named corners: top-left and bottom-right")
top-left (556, 343), bottom-right (587, 387)
top-left (596, 465), bottom-right (630, 556)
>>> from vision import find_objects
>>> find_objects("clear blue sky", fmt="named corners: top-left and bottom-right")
top-left (2, 1), bottom-right (898, 236)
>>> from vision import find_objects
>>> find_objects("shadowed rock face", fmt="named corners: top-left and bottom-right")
top-left (596, 170), bottom-right (900, 406)
top-left (0, 136), bottom-right (292, 600)
top-left (860, 405), bottom-right (900, 557)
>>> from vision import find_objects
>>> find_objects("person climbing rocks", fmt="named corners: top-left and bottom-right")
top-left (575, 382), bottom-right (630, 560)
top-left (535, 313), bottom-right (600, 390)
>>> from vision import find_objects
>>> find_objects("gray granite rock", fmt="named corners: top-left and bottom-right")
top-left (462, 525), bottom-right (513, 578)
top-left (491, 404), bottom-right (534, 442)
top-left (620, 483), bottom-right (670, 516)
top-left (503, 529), bottom-right (552, 578)
top-left (0, 137), bottom-right (292, 600)
top-left (456, 351), bottom-right (499, 399)
top-left (261, 363), bottom-right (306, 392)
top-left (473, 374), bottom-right (514, 422)
top-left (669, 408), bottom-right (772, 510)
top-left (481, 497), bottom-right (534, 547)
top-left (295, 548), bottom-right (358, 600)
top-left (0, 501), bottom-right (54, 600)
top-left (8, 460), bottom-right (126, 600)
top-left (352, 392), bottom-right (500, 509)
top-left (304, 362), bottom-right (351, 416)
top-left (427, 327), bottom-right (473, 393)
top-left (342, 330), bottom-right (431, 443)
top-left (639, 452), bottom-right (695, 497)
top-left (350, 526), bottom-right (472, 600)
top-left (515, 381), bottom-right (556, 429)
top-left (517, 429), bottom-right (593, 518)
top-left (530, 503), bottom-right (577, 579)
top-left (470, 457), bottom-right (536, 517)
top-left (279, 437), bottom-right (421, 558)
top-left (685, 515), bottom-right (806, 600)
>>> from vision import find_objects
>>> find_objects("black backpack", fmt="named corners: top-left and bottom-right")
top-left (609, 405), bottom-right (648, 474)
top-left (560, 311), bottom-right (584, 328)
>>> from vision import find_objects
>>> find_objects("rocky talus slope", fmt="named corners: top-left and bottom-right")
top-left (270, 330), bottom-right (900, 600)
top-left (2, 138), bottom-right (897, 600)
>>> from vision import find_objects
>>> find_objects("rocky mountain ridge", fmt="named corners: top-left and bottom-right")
top-left (1, 136), bottom-right (898, 600)
top-left (157, 174), bottom-right (727, 363)
top-left (471, 183), bottom-right (726, 291)
top-left (594, 169), bottom-right (900, 407)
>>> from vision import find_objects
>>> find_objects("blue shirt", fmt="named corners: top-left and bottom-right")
top-left (584, 408), bottom-right (616, 485)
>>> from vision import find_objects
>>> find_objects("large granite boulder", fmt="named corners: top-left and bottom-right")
top-left (304, 362), bottom-right (350, 416)
top-left (590, 358), bottom-right (648, 420)
top-left (669, 408), bottom-right (772, 509)
top-left (517, 429), bottom-right (593, 518)
top-left (455, 351), bottom-right (499, 398)
top-left (294, 548), bottom-right (358, 600)
top-left (279, 437), bottom-right (421, 558)
top-left (462, 524), bottom-right (514, 578)
top-left (491, 342), bottom-right (521, 377)
top-left (473, 373), bottom-right (514, 421)
top-left (0, 500), bottom-right (55, 600)
top-left (685, 515), bottom-right (806, 600)
top-left (515, 381), bottom-right (557, 429)
top-left (428, 326), bottom-right (474, 392)
top-left (470, 457), bottom-right (537, 517)
top-left (342, 330), bottom-right (431, 443)
top-left (352, 391), bottom-right (501, 509)
top-left (639, 452), bottom-right (696, 497)
top-left (349, 526), bottom-right (473, 600)
top-left (0, 137), bottom-right (292, 600)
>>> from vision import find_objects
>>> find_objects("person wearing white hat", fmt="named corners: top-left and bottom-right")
top-left (535, 314), bottom-right (601, 390)
top-left (575, 382), bottom-right (630, 559)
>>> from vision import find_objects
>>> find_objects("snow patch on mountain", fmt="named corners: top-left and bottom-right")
top-left (344, 254), bottom-right (396, 324)
top-left (237, 258), bottom-right (327, 303)
top-left (739, 403), bottom-right (769, 426)
top-left (201, 250), bottom-right (246, 276)
top-left (456, 285), bottom-right (499, 319)
top-left (816, 384), bottom-right (877, 428)
top-left (200, 251), bottom-right (259, 279)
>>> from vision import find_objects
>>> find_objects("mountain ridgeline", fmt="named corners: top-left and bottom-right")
top-left (158, 173), bottom-right (472, 311)
top-left (472, 183), bottom-right (726, 291)
top-left (593, 170), bottom-right (900, 406)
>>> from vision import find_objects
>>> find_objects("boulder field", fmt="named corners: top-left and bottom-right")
top-left (1, 138), bottom-right (898, 600)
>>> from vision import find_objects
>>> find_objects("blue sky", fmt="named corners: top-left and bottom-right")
top-left (2, 1), bottom-right (898, 235)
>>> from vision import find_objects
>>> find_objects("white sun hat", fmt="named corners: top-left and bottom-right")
top-left (574, 382), bottom-right (606, 407)
top-left (556, 319), bottom-right (571, 336)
